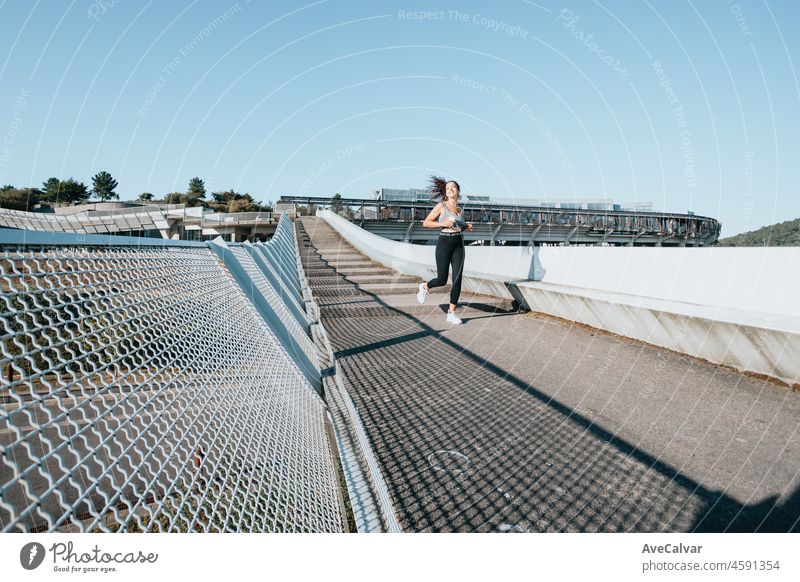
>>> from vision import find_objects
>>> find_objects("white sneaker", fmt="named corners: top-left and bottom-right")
top-left (446, 310), bottom-right (462, 325)
top-left (417, 283), bottom-right (428, 304)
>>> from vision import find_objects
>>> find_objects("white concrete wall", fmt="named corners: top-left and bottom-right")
top-left (533, 246), bottom-right (800, 319)
top-left (318, 210), bottom-right (800, 385)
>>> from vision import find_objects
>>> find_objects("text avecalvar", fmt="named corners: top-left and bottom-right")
top-left (642, 544), bottom-right (702, 554)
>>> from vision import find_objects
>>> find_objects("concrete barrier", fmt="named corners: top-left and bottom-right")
top-left (318, 211), bottom-right (800, 386)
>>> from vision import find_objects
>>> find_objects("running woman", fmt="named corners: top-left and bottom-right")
top-left (416, 176), bottom-right (473, 324)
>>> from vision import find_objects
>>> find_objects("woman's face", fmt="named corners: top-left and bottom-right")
top-left (445, 181), bottom-right (459, 201)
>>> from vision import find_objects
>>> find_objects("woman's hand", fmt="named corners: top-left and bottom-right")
top-left (465, 223), bottom-right (473, 232)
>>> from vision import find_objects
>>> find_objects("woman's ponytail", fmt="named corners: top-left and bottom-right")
top-left (428, 175), bottom-right (459, 202)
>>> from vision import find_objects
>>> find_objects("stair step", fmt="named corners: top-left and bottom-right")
top-left (317, 254), bottom-right (365, 262)
top-left (325, 260), bottom-right (380, 268)
top-left (356, 283), bottom-right (433, 293)
top-left (314, 247), bottom-right (360, 254)
top-left (346, 275), bottom-right (418, 284)
top-left (334, 268), bottom-right (394, 276)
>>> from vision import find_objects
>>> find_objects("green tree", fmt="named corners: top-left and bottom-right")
top-left (331, 193), bottom-right (343, 213)
top-left (42, 177), bottom-right (61, 200)
top-left (0, 187), bottom-right (43, 211)
top-left (210, 190), bottom-right (234, 212)
top-left (164, 192), bottom-right (186, 205)
top-left (42, 177), bottom-right (89, 204)
top-left (138, 192), bottom-right (154, 201)
top-left (226, 198), bottom-right (246, 213)
top-left (60, 179), bottom-right (91, 204)
top-left (188, 177), bottom-right (206, 195)
top-left (91, 171), bottom-right (119, 201)
top-left (209, 190), bottom-right (267, 213)
top-left (186, 177), bottom-right (206, 206)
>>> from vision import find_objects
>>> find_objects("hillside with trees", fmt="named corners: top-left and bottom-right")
top-left (717, 217), bottom-right (800, 246)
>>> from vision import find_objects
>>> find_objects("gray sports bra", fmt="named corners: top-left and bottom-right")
top-left (439, 203), bottom-right (466, 230)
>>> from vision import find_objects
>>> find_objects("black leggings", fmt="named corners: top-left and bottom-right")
top-left (427, 234), bottom-right (465, 305)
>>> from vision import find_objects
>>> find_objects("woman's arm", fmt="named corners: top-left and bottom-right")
top-left (422, 202), bottom-right (454, 229)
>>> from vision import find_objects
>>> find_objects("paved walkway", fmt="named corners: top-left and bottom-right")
top-left (297, 216), bottom-right (800, 533)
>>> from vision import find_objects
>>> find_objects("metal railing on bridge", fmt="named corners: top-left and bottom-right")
top-left (277, 195), bottom-right (722, 246)
top-left (0, 215), bottom-right (355, 532)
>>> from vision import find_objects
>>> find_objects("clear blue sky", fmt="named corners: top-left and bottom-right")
top-left (1, 0), bottom-right (798, 236)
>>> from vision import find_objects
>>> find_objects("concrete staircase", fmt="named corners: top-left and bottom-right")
top-left (297, 215), bottom-right (515, 317)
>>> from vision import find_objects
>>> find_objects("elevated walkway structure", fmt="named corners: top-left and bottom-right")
top-left (1, 212), bottom-right (798, 533)
top-left (279, 195), bottom-right (721, 246)
top-left (298, 215), bottom-right (800, 532)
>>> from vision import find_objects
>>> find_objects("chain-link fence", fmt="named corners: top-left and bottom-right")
top-left (0, 218), bottom-right (347, 532)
